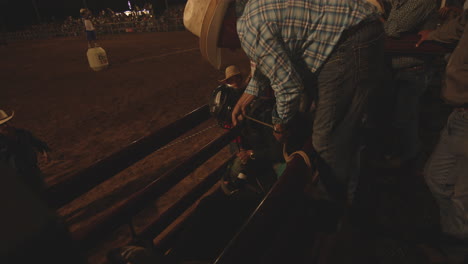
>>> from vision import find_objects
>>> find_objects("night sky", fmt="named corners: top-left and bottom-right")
top-left (1, 0), bottom-right (187, 31)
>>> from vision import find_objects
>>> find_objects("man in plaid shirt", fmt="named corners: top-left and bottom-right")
top-left (231, 0), bottom-right (385, 205)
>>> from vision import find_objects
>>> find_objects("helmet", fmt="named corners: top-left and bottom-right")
top-left (209, 84), bottom-right (243, 127)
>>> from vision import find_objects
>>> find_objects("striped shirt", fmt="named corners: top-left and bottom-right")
top-left (236, 0), bottom-right (379, 124)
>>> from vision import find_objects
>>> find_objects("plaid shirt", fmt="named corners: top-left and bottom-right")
top-left (236, 0), bottom-right (379, 124)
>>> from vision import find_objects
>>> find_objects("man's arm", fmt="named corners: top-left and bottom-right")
top-left (231, 69), bottom-right (269, 126)
top-left (254, 23), bottom-right (303, 126)
top-left (384, 0), bottom-right (437, 37)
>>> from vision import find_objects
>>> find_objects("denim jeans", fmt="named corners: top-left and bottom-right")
top-left (391, 67), bottom-right (431, 161)
top-left (425, 110), bottom-right (468, 240)
top-left (311, 20), bottom-right (384, 202)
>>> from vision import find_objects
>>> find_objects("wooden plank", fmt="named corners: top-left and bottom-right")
top-left (45, 105), bottom-right (211, 209)
top-left (141, 156), bottom-right (236, 245)
top-left (72, 128), bottom-right (240, 249)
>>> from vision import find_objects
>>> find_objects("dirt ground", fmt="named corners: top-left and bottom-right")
top-left (1, 31), bottom-right (248, 263)
top-left (1, 31), bottom-right (233, 180)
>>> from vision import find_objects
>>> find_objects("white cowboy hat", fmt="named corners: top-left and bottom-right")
top-left (184, 0), bottom-right (245, 70)
top-left (219, 65), bottom-right (241, 82)
top-left (0, 110), bottom-right (14, 125)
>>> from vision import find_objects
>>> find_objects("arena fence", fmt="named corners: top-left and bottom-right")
top-left (5, 18), bottom-right (184, 42)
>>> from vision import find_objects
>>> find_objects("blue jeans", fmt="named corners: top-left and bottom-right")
top-left (391, 67), bottom-right (430, 161)
top-left (425, 110), bottom-right (468, 240)
top-left (312, 20), bottom-right (384, 202)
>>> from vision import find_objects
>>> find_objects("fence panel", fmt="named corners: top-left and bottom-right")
top-left (6, 18), bottom-right (185, 42)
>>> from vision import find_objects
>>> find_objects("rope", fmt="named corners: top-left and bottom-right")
top-left (243, 115), bottom-right (274, 129)
top-left (243, 113), bottom-right (318, 182)
top-left (282, 144), bottom-right (319, 184)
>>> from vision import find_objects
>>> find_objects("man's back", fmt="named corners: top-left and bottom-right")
top-left (237, 0), bottom-right (379, 72)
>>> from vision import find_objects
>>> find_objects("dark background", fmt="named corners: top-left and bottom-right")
top-left (1, 0), bottom-right (187, 31)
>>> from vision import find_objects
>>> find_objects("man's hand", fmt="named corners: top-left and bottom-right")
top-left (273, 124), bottom-right (289, 143)
top-left (232, 93), bottom-right (256, 126)
top-left (439, 7), bottom-right (450, 19)
top-left (438, 6), bottom-right (462, 19)
top-left (416, 30), bottom-right (432, 47)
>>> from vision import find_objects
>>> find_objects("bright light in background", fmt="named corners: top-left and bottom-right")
top-left (120, 9), bottom-right (150, 16)
top-left (128, 1), bottom-right (132, 10)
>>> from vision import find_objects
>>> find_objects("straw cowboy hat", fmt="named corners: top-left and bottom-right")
top-left (0, 110), bottom-right (14, 125)
top-left (184, 0), bottom-right (243, 70)
top-left (219, 65), bottom-right (241, 82)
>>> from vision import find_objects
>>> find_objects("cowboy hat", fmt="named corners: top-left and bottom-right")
top-left (184, 0), bottom-right (245, 69)
top-left (219, 65), bottom-right (241, 82)
top-left (0, 110), bottom-right (14, 125)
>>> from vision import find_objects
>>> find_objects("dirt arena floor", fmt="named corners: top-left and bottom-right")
top-left (1, 31), bottom-right (251, 263)
top-left (1, 31), bottom-right (243, 180)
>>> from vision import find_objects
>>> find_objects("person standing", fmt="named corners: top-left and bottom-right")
top-left (229, 0), bottom-right (385, 209)
top-left (80, 8), bottom-right (98, 48)
top-left (418, 10), bottom-right (468, 262)
top-left (378, 0), bottom-right (438, 168)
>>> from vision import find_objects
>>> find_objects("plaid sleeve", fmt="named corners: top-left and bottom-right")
top-left (244, 61), bottom-right (262, 96)
top-left (255, 23), bottom-right (303, 125)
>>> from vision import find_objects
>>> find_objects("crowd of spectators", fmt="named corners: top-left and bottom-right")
top-left (5, 4), bottom-right (185, 41)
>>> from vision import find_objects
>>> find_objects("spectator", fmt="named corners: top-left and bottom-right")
top-left (377, 0), bottom-right (438, 168)
top-left (0, 109), bottom-right (51, 198)
top-left (418, 10), bottom-right (468, 263)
